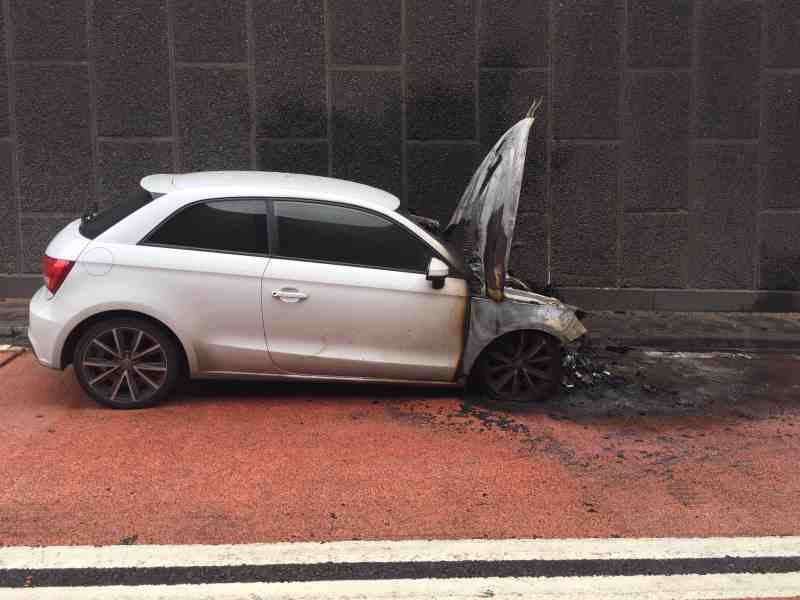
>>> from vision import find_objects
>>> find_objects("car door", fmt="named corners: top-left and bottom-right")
top-left (134, 198), bottom-right (271, 375)
top-left (261, 200), bottom-right (468, 382)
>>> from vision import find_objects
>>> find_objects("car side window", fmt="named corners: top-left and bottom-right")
top-left (273, 201), bottom-right (431, 272)
top-left (144, 199), bottom-right (268, 255)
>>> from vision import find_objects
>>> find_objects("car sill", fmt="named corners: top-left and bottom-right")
top-left (195, 371), bottom-right (463, 387)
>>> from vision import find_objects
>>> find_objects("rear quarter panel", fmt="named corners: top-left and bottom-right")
top-left (50, 241), bottom-right (270, 376)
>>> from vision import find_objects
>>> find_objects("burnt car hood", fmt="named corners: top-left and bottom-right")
top-left (444, 101), bottom-right (541, 301)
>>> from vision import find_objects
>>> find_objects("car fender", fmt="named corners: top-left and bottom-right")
top-left (460, 296), bottom-right (586, 376)
top-left (58, 300), bottom-right (199, 373)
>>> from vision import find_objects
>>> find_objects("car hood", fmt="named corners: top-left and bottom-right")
top-left (443, 100), bottom-right (541, 301)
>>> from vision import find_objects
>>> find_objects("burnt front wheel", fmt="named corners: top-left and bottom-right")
top-left (474, 330), bottom-right (563, 404)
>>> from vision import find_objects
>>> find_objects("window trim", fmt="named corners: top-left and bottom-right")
top-left (139, 198), bottom-right (270, 257)
top-left (267, 197), bottom-right (464, 277)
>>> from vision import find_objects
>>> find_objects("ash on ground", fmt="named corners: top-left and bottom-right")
top-left (561, 344), bottom-right (629, 392)
top-left (547, 343), bottom-right (759, 418)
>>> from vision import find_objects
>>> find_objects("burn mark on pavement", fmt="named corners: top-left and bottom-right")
top-left (385, 349), bottom-right (800, 489)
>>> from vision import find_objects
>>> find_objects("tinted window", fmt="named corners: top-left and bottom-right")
top-left (145, 200), bottom-right (268, 255)
top-left (274, 201), bottom-right (431, 272)
top-left (79, 189), bottom-right (151, 239)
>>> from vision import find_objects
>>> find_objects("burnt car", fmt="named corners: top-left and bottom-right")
top-left (29, 102), bottom-right (585, 408)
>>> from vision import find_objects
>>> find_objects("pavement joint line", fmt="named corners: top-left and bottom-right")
top-left (1, 572), bottom-right (800, 599)
top-left (1, 537), bottom-right (800, 570)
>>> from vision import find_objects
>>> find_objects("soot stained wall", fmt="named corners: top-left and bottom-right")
top-left (1, 0), bottom-right (798, 309)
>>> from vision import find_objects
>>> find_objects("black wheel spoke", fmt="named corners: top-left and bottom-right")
top-left (523, 366), bottom-right (552, 382)
top-left (84, 359), bottom-right (118, 369)
top-left (522, 338), bottom-right (546, 361)
top-left (109, 370), bottom-right (126, 402)
top-left (528, 355), bottom-right (551, 364)
top-left (520, 367), bottom-right (536, 390)
top-left (91, 338), bottom-right (120, 359)
top-left (89, 365), bottom-right (119, 385)
top-left (511, 371), bottom-right (521, 395)
top-left (481, 330), bottom-right (560, 403)
top-left (127, 370), bottom-right (138, 402)
top-left (111, 329), bottom-right (123, 356)
top-left (136, 362), bottom-right (167, 372)
top-left (133, 366), bottom-right (160, 390)
top-left (133, 345), bottom-right (161, 361)
top-left (131, 330), bottom-right (144, 356)
top-left (487, 362), bottom-right (508, 373)
top-left (494, 368), bottom-right (515, 391)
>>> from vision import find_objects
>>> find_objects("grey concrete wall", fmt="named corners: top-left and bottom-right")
top-left (1, 0), bottom-right (799, 310)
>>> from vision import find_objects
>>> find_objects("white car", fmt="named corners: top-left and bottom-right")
top-left (29, 109), bottom-right (586, 409)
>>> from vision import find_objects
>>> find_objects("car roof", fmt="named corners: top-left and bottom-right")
top-left (140, 171), bottom-right (401, 212)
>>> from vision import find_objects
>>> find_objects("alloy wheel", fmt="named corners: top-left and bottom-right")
top-left (80, 327), bottom-right (168, 405)
top-left (482, 330), bottom-right (559, 402)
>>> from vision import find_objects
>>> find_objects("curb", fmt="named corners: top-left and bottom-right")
top-left (587, 335), bottom-right (800, 353)
top-left (0, 323), bottom-right (27, 337)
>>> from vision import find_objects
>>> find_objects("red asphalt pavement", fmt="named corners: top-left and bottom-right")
top-left (1, 349), bottom-right (800, 546)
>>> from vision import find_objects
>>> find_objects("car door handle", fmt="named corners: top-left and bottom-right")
top-left (272, 288), bottom-right (308, 303)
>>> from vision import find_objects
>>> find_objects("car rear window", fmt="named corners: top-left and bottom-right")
top-left (79, 190), bottom-right (152, 239)
top-left (144, 199), bottom-right (269, 255)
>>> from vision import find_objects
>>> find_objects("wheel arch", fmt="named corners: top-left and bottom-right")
top-left (462, 325), bottom-right (565, 377)
top-left (460, 297), bottom-right (585, 376)
top-left (60, 309), bottom-right (191, 377)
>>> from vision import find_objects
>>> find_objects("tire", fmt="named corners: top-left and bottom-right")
top-left (73, 317), bottom-right (180, 409)
top-left (474, 330), bottom-right (563, 404)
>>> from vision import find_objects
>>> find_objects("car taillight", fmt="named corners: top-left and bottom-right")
top-left (42, 255), bottom-right (75, 294)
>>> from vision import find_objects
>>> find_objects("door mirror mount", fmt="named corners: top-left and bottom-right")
top-left (426, 257), bottom-right (449, 290)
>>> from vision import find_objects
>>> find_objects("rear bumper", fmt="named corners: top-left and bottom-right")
top-left (28, 286), bottom-right (65, 369)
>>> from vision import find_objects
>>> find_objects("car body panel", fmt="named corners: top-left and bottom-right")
top-left (31, 236), bottom-right (271, 375)
top-left (106, 243), bottom-right (271, 375)
top-left (28, 264), bottom-right (201, 374)
top-left (262, 257), bottom-right (468, 381)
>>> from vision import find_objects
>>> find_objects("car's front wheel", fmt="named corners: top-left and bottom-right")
top-left (474, 330), bottom-right (563, 404)
top-left (73, 317), bottom-right (180, 409)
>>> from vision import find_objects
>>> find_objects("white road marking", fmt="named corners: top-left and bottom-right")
top-left (1, 536), bottom-right (799, 570)
top-left (2, 573), bottom-right (800, 600)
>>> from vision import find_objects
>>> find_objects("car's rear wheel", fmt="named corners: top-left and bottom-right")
top-left (73, 317), bottom-right (180, 409)
top-left (474, 330), bottom-right (563, 404)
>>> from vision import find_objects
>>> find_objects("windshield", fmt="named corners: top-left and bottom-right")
top-left (79, 190), bottom-right (152, 239)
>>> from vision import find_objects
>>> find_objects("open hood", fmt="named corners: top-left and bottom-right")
top-left (444, 100), bottom-right (542, 301)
